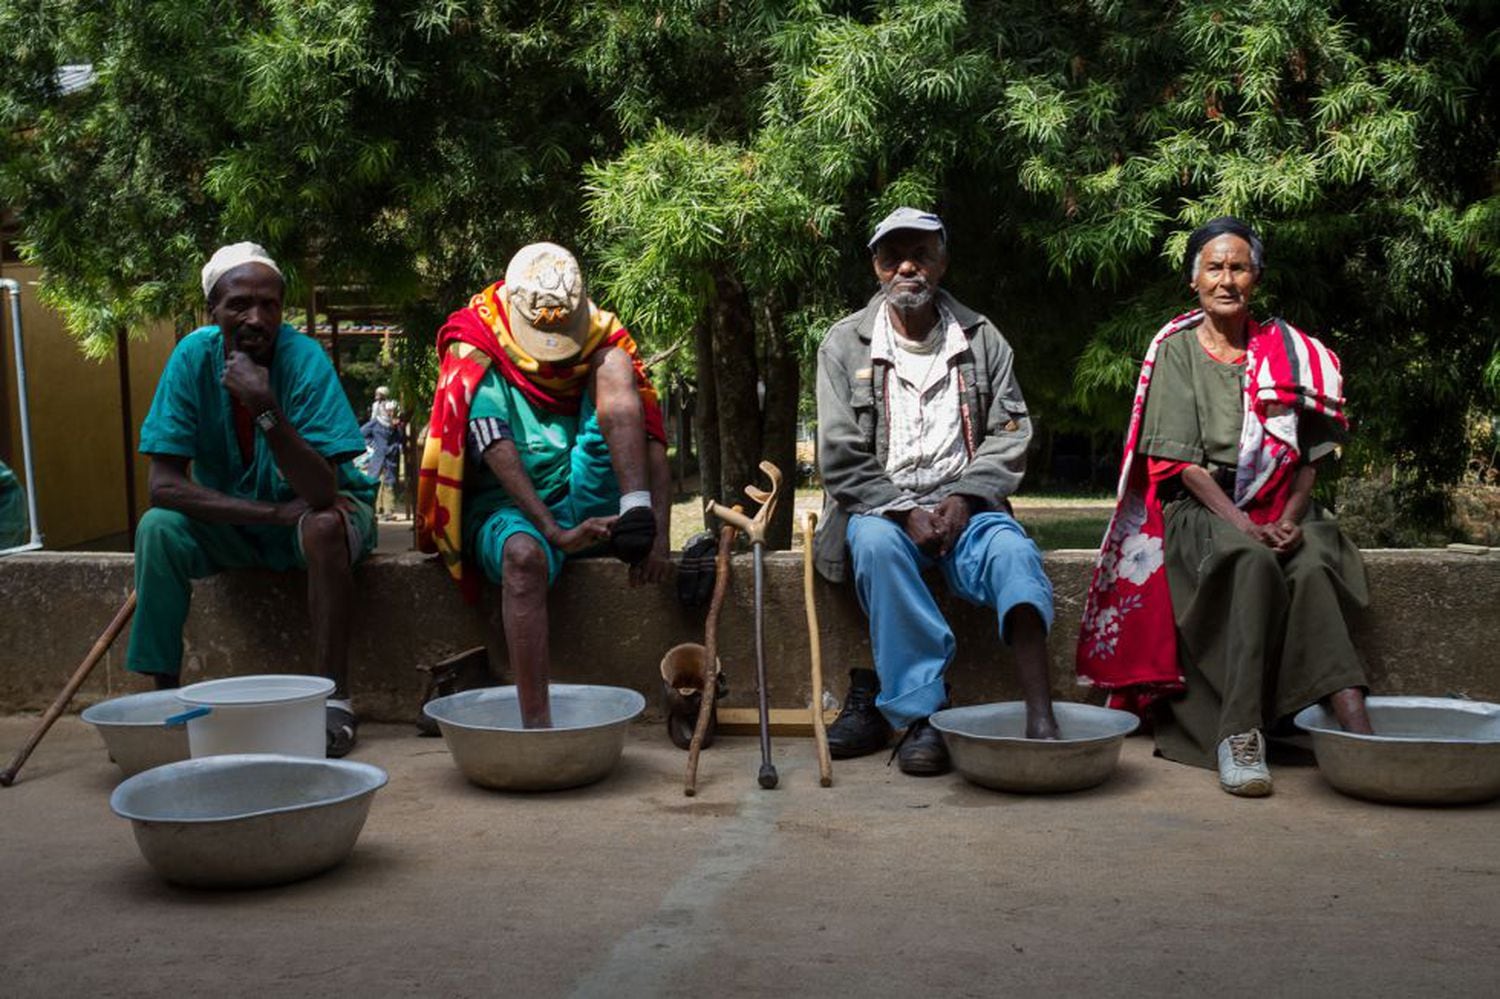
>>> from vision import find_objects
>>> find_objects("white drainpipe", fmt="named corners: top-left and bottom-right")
top-left (1, 277), bottom-right (44, 555)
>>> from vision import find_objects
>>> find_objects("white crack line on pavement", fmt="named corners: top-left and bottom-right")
top-left (568, 787), bottom-right (782, 998)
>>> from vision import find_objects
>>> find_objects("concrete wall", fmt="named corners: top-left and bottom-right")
top-left (1, 549), bottom-right (1496, 721)
top-left (0, 264), bottom-right (176, 548)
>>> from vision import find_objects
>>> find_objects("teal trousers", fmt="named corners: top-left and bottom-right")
top-left (125, 502), bottom-right (374, 676)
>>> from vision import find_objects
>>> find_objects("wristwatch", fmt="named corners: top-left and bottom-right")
top-left (254, 407), bottom-right (280, 433)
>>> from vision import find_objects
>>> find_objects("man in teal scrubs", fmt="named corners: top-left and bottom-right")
top-left (0, 458), bottom-right (27, 547)
top-left (126, 242), bottom-right (376, 756)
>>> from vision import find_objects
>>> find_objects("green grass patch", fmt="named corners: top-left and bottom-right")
top-left (1021, 515), bottom-right (1110, 551)
top-left (668, 492), bottom-right (1109, 551)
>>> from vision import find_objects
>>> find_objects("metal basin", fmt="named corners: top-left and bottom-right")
top-left (110, 754), bottom-right (388, 888)
top-left (81, 690), bottom-right (191, 776)
top-left (423, 684), bottom-right (645, 792)
top-left (1294, 696), bottom-right (1500, 805)
top-left (930, 702), bottom-right (1140, 794)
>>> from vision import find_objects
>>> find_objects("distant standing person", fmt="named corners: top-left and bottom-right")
top-left (363, 385), bottom-right (404, 520)
top-left (813, 207), bottom-right (1060, 776)
top-left (126, 242), bottom-right (377, 756)
top-left (1077, 216), bottom-right (1373, 797)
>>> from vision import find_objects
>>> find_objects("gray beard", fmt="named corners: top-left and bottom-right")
top-left (882, 277), bottom-right (934, 311)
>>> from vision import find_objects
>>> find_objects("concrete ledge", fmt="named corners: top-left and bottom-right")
top-left (1, 549), bottom-right (1497, 721)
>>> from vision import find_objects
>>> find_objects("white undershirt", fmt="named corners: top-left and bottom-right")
top-left (869, 301), bottom-right (970, 514)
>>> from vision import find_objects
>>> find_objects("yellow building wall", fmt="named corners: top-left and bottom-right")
top-left (1, 264), bottom-right (177, 549)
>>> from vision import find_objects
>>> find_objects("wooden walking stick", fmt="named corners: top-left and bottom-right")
top-left (802, 511), bottom-right (833, 787)
top-left (684, 517), bottom-right (738, 797)
top-left (1, 590), bottom-right (138, 787)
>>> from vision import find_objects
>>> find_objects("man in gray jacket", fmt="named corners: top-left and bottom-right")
top-left (814, 208), bottom-right (1060, 775)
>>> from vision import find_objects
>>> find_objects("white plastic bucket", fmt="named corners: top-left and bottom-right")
top-left (173, 675), bottom-right (334, 759)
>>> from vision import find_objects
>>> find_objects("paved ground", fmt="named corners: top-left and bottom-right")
top-left (3, 716), bottom-right (1498, 997)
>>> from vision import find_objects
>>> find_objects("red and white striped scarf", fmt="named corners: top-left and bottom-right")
top-left (1236, 317), bottom-right (1348, 521)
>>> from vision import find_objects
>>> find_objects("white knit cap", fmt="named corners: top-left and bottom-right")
top-left (201, 242), bottom-right (282, 300)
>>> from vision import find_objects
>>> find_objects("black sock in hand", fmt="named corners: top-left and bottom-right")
top-left (611, 506), bottom-right (657, 565)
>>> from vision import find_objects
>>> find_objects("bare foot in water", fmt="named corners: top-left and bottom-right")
top-left (1328, 686), bottom-right (1374, 735)
top-left (1026, 708), bottom-right (1061, 740)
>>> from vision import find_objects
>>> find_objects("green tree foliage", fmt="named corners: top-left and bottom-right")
top-left (2, 1), bottom-right (1498, 537)
top-left (0, 1), bottom-right (236, 353)
top-left (996, 0), bottom-right (1500, 518)
top-left (0, 0), bottom-right (601, 391)
top-left (582, 0), bottom-right (1500, 528)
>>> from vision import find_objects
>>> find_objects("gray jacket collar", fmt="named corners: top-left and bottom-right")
top-left (852, 288), bottom-right (985, 343)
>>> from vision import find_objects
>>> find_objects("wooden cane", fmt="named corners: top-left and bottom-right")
top-left (802, 511), bottom-right (833, 787)
top-left (684, 518), bottom-right (737, 796)
top-left (1, 590), bottom-right (138, 787)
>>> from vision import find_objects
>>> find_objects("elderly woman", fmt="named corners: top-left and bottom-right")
top-left (1078, 216), bottom-right (1373, 796)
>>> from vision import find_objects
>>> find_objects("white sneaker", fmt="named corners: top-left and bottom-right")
top-left (1217, 729), bottom-right (1273, 797)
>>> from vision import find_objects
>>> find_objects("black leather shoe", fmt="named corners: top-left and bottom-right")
top-left (826, 668), bottom-right (893, 759)
top-left (895, 717), bottom-right (951, 776)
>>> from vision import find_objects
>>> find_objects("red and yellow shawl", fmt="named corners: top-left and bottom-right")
top-left (416, 280), bottom-right (666, 600)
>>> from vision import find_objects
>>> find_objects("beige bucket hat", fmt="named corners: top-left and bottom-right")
top-left (503, 242), bottom-right (591, 362)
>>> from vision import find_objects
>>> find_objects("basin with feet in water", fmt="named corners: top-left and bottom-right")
top-left (422, 684), bottom-right (646, 791)
top-left (930, 701), bottom-right (1140, 793)
top-left (1295, 696), bottom-right (1500, 805)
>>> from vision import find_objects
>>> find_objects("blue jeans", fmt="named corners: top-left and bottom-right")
top-left (846, 511), bottom-right (1054, 727)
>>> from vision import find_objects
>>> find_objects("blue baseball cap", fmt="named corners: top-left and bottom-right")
top-left (867, 207), bottom-right (946, 250)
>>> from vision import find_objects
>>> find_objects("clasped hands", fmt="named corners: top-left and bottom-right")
top-left (893, 494), bottom-right (978, 557)
top-left (1247, 518), bottom-right (1304, 555)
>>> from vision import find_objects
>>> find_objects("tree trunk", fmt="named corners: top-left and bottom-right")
top-left (693, 319), bottom-right (720, 528)
top-left (673, 392), bottom-right (687, 499)
top-left (677, 382), bottom-right (694, 464)
top-left (1038, 424), bottom-right (1054, 491)
top-left (709, 265), bottom-right (761, 524)
top-left (759, 305), bottom-right (800, 550)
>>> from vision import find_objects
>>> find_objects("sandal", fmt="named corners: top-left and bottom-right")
top-left (326, 703), bottom-right (358, 758)
top-left (415, 647), bottom-right (493, 737)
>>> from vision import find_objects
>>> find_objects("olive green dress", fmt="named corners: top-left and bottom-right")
top-left (1138, 331), bottom-right (1369, 769)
